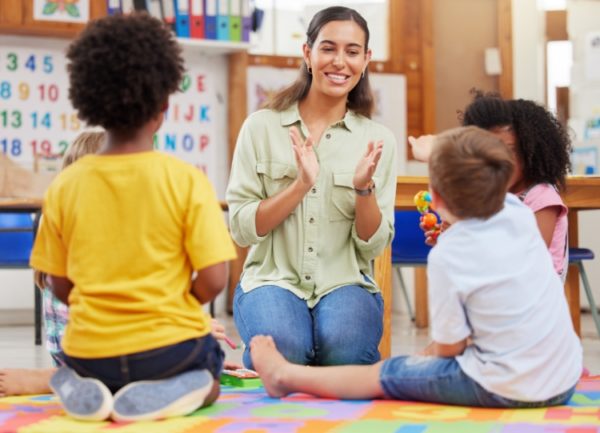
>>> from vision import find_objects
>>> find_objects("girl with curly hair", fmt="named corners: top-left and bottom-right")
top-left (461, 92), bottom-right (572, 279)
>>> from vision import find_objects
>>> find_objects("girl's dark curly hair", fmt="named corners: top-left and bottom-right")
top-left (461, 90), bottom-right (572, 190)
top-left (66, 13), bottom-right (184, 135)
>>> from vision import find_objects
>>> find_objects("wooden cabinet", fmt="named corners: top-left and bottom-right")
top-left (0, 0), bottom-right (107, 38)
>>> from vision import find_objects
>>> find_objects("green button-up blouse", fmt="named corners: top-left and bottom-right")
top-left (226, 103), bottom-right (397, 307)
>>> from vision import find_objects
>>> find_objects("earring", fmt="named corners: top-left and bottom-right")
top-left (307, 64), bottom-right (312, 74)
top-left (361, 69), bottom-right (366, 79)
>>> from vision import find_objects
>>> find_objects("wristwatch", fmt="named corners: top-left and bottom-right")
top-left (354, 180), bottom-right (375, 196)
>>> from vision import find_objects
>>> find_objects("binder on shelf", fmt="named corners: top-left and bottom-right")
top-left (189, 0), bottom-right (205, 39)
top-left (204, 0), bottom-right (218, 40)
top-left (229, 0), bottom-right (241, 42)
top-left (121, 0), bottom-right (135, 13)
top-left (174, 0), bottom-right (190, 37)
top-left (145, 0), bottom-right (164, 20)
top-left (216, 0), bottom-right (229, 41)
top-left (241, 0), bottom-right (250, 42)
top-left (162, 0), bottom-right (176, 30)
top-left (132, 0), bottom-right (147, 10)
top-left (107, 0), bottom-right (122, 15)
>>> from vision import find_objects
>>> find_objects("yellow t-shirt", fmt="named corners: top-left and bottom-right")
top-left (30, 151), bottom-right (236, 358)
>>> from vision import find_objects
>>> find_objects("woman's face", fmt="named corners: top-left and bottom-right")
top-left (303, 20), bottom-right (371, 101)
top-left (489, 126), bottom-right (526, 193)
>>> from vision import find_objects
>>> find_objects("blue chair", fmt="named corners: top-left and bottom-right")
top-left (569, 247), bottom-right (600, 337)
top-left (391, 210), bottom-right (433, 321)
top-left (0, 212), bottom-right (42, 344)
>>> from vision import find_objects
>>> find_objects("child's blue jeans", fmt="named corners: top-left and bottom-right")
top-left (62, 335), bottom-right (224, 393)
top-left (234, 284), bottom-right (383, 368)
top-left (380, 355), bottom-right (576, 408)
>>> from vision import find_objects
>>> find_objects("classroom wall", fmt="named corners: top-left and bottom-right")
top-left (433, 0), bottom-right (499, 132)
top-left (512, 0), bottom-right (546, 102)
top-left (567, 0), bottom-right (600, 309)
top-left (0, 35), bottom-right (231, 319)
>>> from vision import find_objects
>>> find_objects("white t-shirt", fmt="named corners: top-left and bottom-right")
top-left (428, 194), bottom-right (582, 401)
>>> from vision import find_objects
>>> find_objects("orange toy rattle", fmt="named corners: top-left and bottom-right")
top-left (413, 191), bottom-right (441, 240)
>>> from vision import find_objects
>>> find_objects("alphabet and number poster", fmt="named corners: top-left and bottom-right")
top-left (0, 35), bottom-right (229, 197)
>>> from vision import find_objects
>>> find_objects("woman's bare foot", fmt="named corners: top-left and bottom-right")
top-left (0, 368), bottom-right (55, 397)
top-left (249, 335), bottom-right (295, 398)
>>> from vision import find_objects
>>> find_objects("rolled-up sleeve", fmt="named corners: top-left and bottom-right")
top-left (352, 130), bottom-right (397, 261)
top-left (226, 118), bottom-right (267, 247)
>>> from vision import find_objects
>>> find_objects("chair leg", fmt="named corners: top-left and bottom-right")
top-left (577, 261), bottom-right (600, 337)
top-left (34, 285), bottom-right (42, 345)
top-left (395, 266), bottom-right (415, 321)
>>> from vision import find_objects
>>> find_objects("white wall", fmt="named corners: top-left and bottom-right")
top-left (512, 0), bottom-right (547, 102)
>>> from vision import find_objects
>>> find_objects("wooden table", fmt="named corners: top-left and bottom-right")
top-left (380, 175), bottom-right (600, 335)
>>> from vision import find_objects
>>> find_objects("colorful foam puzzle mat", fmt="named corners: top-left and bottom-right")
top-left (1, 376), bottom-right (599, 432)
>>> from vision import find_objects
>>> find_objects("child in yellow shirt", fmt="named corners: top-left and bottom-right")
top-left (29, 13), bottom-right (236, 422)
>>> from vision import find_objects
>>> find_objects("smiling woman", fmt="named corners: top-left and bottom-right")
top-left (226, 6), bottom-right (397, 369)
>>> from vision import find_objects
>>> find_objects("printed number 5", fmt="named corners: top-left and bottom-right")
top-left (43, 56), bottom-right (53, 73)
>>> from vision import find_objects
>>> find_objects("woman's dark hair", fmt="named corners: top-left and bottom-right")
top-left (66, 13), bottom-right (185, 137)
top-left (461, 90), bottom-right (572, 189)
top-left (265, 6), bottom-right (374, 118)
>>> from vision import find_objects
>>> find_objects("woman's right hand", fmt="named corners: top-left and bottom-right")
top-left (289, 126), bottom-right (319, 188)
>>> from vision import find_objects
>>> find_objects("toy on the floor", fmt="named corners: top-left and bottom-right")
top-left (414, 190), bottom-right (442, 239)
top-left (220, 368), bottom-right (262, 388)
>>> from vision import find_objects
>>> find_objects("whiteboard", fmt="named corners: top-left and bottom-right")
top-left (0, 35), bottom-right (230, 198)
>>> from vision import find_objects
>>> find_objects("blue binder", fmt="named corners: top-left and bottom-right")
top-left (106, 0), bottom-right (122, 14)
top-left (204, 0), bottom-right (218, 39)
top-left (173, 0), bottom-right (190, 37)
top-left (216, 0), bottom-right (229, 41)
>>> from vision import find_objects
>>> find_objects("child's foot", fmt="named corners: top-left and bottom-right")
top-left (0, 368), bottom-right (55, 396)
top-left (249, 335), bottom-right (294, 398)
top-left (111, 369), bottom-right (213, 422)
top-left (49, 367), bottom-right (113, 421)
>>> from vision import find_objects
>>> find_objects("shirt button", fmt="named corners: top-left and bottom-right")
top-left (309, 217), bottom-right (315, 223)
top-left (308, 247), bottom-right (313, 252)
top-left (311, 188), bottom-right (317, 194)
top-left (305, 275), bottom-right (311, 280)
top-left (325, 133), bottom-right (331, 139)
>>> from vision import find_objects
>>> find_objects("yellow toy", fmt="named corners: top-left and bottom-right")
top-left (413, 191), bottom-right (442, 237)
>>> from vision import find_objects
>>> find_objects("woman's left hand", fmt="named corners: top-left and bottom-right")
top-left (353, 140), bottom-right (383, 190)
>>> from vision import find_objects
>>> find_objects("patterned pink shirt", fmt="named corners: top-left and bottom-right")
top-left (520, 183), bottom-right (568, 277)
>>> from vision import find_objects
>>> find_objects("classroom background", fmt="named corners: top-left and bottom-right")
top-left (1, 0), bottom-right (599, 363)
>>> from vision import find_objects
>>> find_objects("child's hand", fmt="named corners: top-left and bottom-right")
top-left (210, 318), bottom-right (227, 341)
top-left (419, 221), bottom-right (450, 246)
top-left (408, 135), bottom-right (436, 162)
top-left (223, 361), bottom-right (244, 370)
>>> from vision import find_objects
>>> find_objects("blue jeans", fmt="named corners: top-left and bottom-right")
top-left (380, 355), bottom-right (576, 408)
top-left (233, 284), bottom-right (383, 368)
top-left (63, 335), bottom-right (224, 393)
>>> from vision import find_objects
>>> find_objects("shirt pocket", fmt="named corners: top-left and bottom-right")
top-left (329, 172), bottom-right (356, 222)
top-left (329, 173), bottom-right (382, 222)
top-left (257, 161), bottom-right (298, 198)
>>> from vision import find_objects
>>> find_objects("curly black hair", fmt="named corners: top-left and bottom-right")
top-left (66, 13), bottom-right (184, 135)
top-left (461, 90), bottom-right (572, 189)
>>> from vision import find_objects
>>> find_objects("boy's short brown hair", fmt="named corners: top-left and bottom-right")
top-left (429, 126), bottom-right (513, 220)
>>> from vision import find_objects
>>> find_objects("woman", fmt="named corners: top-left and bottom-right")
top-left (226, 6), bottom-right (397, 368)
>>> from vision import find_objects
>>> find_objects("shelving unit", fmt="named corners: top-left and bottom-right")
top-left (178, 38), bottom-right (251, 56)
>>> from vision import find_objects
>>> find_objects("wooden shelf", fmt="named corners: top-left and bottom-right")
top-left (178, 38), bottom-right (251, 55)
